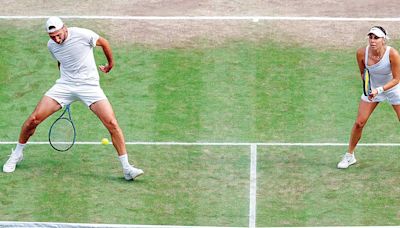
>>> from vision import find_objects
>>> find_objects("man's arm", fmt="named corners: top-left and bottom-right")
top-left (96, 37), bottom-right (114, 73)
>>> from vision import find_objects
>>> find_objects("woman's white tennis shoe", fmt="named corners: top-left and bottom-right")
top-left (123, 165), bottom-right (144, 180)
top-left (3, 149), bottom-right (23, 173)
top-left (337, 152), bottom-right (357, 169)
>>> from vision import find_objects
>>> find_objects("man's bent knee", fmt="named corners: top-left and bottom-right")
top-left (25, 115), bottom-right (43, 129)
top-left (105, 118), bottom-right (120, 132)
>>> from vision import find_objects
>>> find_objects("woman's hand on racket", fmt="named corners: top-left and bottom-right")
top-left (368, 89), bottom-right (378, 101)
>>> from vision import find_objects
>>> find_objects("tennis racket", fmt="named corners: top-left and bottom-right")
top-left (48, 104), bottom-right (76, 152)
top-left (362, 68), bottom-right (372, 96)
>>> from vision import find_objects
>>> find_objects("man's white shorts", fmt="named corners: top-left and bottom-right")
top-left (361, 84), bottom-right (400, 105)
top-left (45, 83), bottom-right (107, 107)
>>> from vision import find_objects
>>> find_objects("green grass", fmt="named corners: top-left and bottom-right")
top-left (257, 146), bottom-right (400, 226)
top-left (0, 145), bottom-right (249, 226)
top-left (1, 22), bottom-right (400, 144)
top-left (1, 21), bottom-right (400, 226)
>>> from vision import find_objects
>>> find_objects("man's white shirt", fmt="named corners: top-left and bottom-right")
top-left (48, 27), bottom-right (100, 86)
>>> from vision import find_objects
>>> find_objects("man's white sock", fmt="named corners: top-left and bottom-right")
top-left (13, 143), bottom-right (26, 157)
top-left (119, 154), bottom-right (131, 170)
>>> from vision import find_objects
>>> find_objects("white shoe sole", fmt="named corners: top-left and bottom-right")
top-left (337, 159), bottom-right (357, 169)
top-left (124, 170), bottom-right (144, 180)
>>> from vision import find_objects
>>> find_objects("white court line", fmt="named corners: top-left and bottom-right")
top-left (0, 221), bottom-right (245, 228)
top-left (1, 141), bottom-right (400, 146)
top-left (249, 144), bottom-right (257, 228)
top-left (1, 15), bottom-right (400, 21)
top-left (1, 141), bottom-right (399, 228)
top-left (1, 222), bottom-right (397, 228)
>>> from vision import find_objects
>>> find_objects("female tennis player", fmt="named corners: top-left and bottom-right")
top-left (338, 26), bottom-right (400, 168)
top-left (3, 17), bottom-right (143, 180)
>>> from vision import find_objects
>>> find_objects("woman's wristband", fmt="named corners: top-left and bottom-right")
top-left (377, 87), bottom-right (384, 94)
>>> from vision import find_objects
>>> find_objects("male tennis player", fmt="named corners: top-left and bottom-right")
top-left (3, 17), bottom-right (144, 180)
top-left (338, 26), bottom-right (400, 169)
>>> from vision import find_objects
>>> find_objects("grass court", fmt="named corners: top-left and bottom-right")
top-left (0, 18), bottom-right (400, 227)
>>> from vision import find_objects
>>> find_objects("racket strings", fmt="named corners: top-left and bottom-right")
top-left (49, 118), bottom-right (75, 151)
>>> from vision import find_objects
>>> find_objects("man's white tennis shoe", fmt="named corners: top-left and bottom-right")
top-left (124, 165), bottom-right (144, 180)
top-left (337, 152), bottom-right (357, 169)
top-left (3, 149), bottom-right (23, 173)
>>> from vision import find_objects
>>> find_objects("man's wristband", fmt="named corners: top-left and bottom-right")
top-left (377, 87), bottom-right (384, 94)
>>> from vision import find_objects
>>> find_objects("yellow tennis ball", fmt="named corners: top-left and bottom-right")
top-left (101, 138), bottom-right (109, 145)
